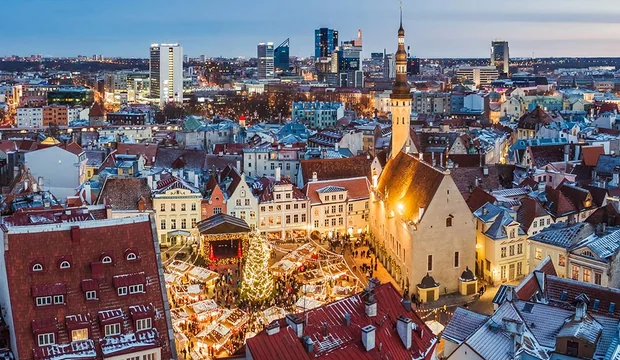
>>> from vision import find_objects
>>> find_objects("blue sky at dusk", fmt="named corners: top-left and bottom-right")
top-left (2, 0), bottom-right (619, 58)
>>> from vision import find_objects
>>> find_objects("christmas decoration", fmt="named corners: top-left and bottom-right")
top-left (240, 236), bottom-right (274, 304)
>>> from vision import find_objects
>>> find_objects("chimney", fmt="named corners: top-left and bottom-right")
top-left (361, 325), bottom-right (376, 351)
top-left (564, 144), bottom-right (570, 162)
top-left (236, 159), bottom-right (241, 172)
top-left (312, 171), bottom-right (318, 182)
top-left (194, 174), bottom-right (199, 188)
top-left (575, 294), bottom-right (589, 321)
top-left (24, 179), bottom-right (29, 191)
top-left (483, 164), bottom-right (489, 177)
top-left (343, 314), bottom-right (351, 327)
top-left (537, 182), bottom-right (545, 193)
top-left (365, 295), bottom-right (377, 317)
top-left (335, 142), bottom-right (339, 151)
top-left (154, 173), bottom-right (161, 182)
top-left (302, 336), bottom-right (314, 353)
top-left (84, 182), bottom-right (92, 204)
top-left (402, 299), bottom-right (412, 311)
top-left (613, 167), bottom-right (620, 186)
top-left (396, 316), bottom-right (413, 350)
top-left (285, 314), bottom-right (303, 338)
top-left (266, 322), bottom-right (280, 336)
top-left (275, 167), bottom-right (281, 182)
top-left (38, 176), bottom-right (44, 188)
top-left (70, 226), bottom-right (81, 244)
top-left (440, 152), bottom-right (444, 167)
top-left (147, 175), bottom-right (153, 190)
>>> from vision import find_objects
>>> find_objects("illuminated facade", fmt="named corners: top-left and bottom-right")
top-left (389, 13), bottom-right (413, 159)
top-left (149, 44), bottom-right (183, 107)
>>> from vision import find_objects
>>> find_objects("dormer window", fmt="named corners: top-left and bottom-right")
top-left (59, 261), bottom-right (71, 269)
top-left (32, 263), bottom-right (43, 272)
top-left (101, 256), bottom-right (112, 264)
top-left (126, 253), bottom-right (137, 261)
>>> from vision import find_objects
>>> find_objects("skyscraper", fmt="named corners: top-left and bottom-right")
top-left (314, 28), bottom-right (338, 58)
top-left (257, 42), bottom-right (275, 79)
top-left (274, 38), bottom-right (290, 71)
top-left (390, 10), bottom-right (412, 159)
top-left (149, 43), bottom-right (183, 107)
top-left (491, 40), bottom-right (510, 75)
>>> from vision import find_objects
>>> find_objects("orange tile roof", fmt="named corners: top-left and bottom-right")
top-left (305, 177), bottom-right (370, 205)
top-left (581, 145), bottom-right (605, 167)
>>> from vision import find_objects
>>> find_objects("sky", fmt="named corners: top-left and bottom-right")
top-left (2, 0), bottom-right (620, 59)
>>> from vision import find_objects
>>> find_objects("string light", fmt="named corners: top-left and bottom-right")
top-left (240, 235), bottom-right (275, 303)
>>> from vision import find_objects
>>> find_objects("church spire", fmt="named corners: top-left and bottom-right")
top-left (391, 1), bottom-right (411, 99)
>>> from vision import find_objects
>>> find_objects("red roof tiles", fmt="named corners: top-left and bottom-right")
top-left (581, 146), bottom-right (605, 167)
top-left (246, 282), bottom-right (437, 360)
top-left (304, 177), bottom-right (370, 205)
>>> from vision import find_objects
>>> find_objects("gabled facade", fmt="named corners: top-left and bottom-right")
top-left (305, 177), bottom-right (370, 237)
top-left (224, 169), bottom-right (259, 231)
top-left (24, 145), bottom-right (87, 200)
top-left (150, 172), bottom-right (202, 246)
top-left (0, 213), bottom-right (175, 360)
top-left (473, 202), bottom-right (527, 284)
top-left (201, 176), bottom-right (227, 220)
top-left (370, 151), bottom-right (476, 299)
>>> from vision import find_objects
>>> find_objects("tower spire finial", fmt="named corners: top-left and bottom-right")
top-left (399, 0), bottom-right (403, 28)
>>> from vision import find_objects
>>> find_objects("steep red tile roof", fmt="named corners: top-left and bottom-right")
top-left (517, 197), bottom-right (549, 230)
top-left (581, 145), bottom-right (605, 167)
top-left (517, 107), bottom-right (555, 130)
top-left (96, 177), bottom-right (153, 211)
top-left (586, 202), bottom-right (620, 226)
top-left (89, 102), bottom-right (105, 117)
top-left (451, 164), bottom-right (515, 200)
top-left (299, 156), bottom-right (373, 185)
top-left (305, 177), bottom-right (370, 205)
top-left (246, 282), bottom-right (437, 360)
top-left (515, 256), bottom-right (557, 301)
top-left (545, 275), bottom-right (620, 318)
top-left (466, 187), bottom-right (497, 212)
top-left (377, 151), bottom-right (445, 222)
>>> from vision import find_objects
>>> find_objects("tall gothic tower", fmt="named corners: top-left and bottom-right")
top-left (389, 9), bottom-right (412, 159)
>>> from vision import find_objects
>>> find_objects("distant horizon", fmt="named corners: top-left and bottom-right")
top-left (2, 0), bottom-right (620, 59)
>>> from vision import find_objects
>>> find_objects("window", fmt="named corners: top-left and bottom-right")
top-left (285, 215), bottom-right (291, 224)
top-left (118, 287), bottom-right (128, 296)
top-left (331, 218), bottom-right (336, 226)
top-left (276, 194), bottom-right (281, 200)
top-left (181, 219), bottom-right (187, 229)
top-left (160, 219), bottom-right (166, 230)
top-left (126, 252), bottom-right (137, 261)
top-left (214, 207), bottom-right (222, 215)
top-left (501, 265), bottom-right (506, 280)
top-left (105, 323), bottom-right (121, 336)
top-left (181, 203), bottom-right (186, 211)
top-left (86, 291), bottom-right (97, 300)
top-left (533, 220), bottom-right (537, 228)
top-left (509, 245), bottom-right (515, 256)
top-left (427, 255), bottom-right (433, 272)
top-left (38, 333), bottom-right (55, 346)
top-left (331, 195), bottom-right (336, 201)
top-left (53, 295), bottom-right (64, 304)
top-left (314, 220), bottom-right (319, 228)
top-left (160, 204), bottom-right (165, 212)
top-left (501, 247), bottom-right (507, 258)
top-left (72, 328), bottom-right (88, 341)
top-left (171, 203), bottom-right (176, 212)
top-left (32, 263), bottom-right (43, 272)
top-left (446, 217), bottom-right (453, 227)
top-left (191, 218), bottom-right (197, 228)
top-left (301, 214), bottom-right (306, 222)
top-left (558, 254), bottom-right (566, 267)
top-left (170, 219), bottom-right (177, 229)
top-left (294, 214), bottom-right (299, 223)
top-left (594, 272), bottom-right (602, 285)
top-left (535, 248), bottom-right (542, 260)
top-left (583, 268), bottom-right (591, 283)
top-left (517, 262), bottom-right (523, 276)
top-left (547, 218), bottom-right (551, 225)
top-left (454, 252), bottom-right (459, 268)
top-left (572, 265), bottom-right (580, 280)
top-left (36, 296), bottom-right (52, 306)
top-left (285, 193), bottom-right (291, 199)
top-left (286, 204), bottom-right (291, 210)
top-left (517, 244), bottom-right (523, 255)
top-left (129, 284), bottom-right (144, 294)
top-left (348, 203), bottom-right (353, 212)
top-left (324, 219), bottom-right (329, 227)
top-left (338, 218), bottom-right (343, 226)
top-left (245, 199), bottom-right (251, 206)
top-left (486, 259), bottom-right (491, 271)
top-left (59, 261), bottom-right (71, 269)
top-left (510, 229), bottom-right (515, 238)
top-left (136, 318), bottom-right (152, 331)
top-left (191, 203), bottom-right (197, 211)
top-left (102, 256), bottom-right (112, 264)
top-left (331, 205), bottom-right (336, 214)
top-left (325, 207), bottom-right (329, 215)
top-left (302, 203), bottom-right (306, 209)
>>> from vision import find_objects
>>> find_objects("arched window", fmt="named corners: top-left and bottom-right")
top-left (59, 261), bottom-right (71, 269)
top-left (126, 253), bottom-right (137, 261)
top-left (446, 216), bottom-right (453, 227)
top-left (32, 263), bottom-right (43, 272)
top-left (102, 256), bottom-right (112, 264)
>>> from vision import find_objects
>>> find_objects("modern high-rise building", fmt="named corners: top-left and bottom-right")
top-left (457, 66), bottom-right (499, 88)
top-left (491, 40), bottom-right (510, 75)
top-left (274, 38), bottom-right (290, 71)
top-left (257, 42), bottom-right (275, 79)
top-left (314, 28), bottom-right (338, 58)
top-left (390, 11), bottom-right (413, 159)
top-left (149, 43), bottom-right (183, 106)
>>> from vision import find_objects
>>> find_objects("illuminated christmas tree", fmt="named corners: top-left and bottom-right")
top-left (241, 235), bottom-right (274, 303)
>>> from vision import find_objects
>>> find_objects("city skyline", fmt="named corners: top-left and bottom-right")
top-left (2, 0), bottom-right (620, 58)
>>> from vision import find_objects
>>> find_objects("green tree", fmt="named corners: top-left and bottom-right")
top-left (240, 236), bottom-right (274, 304)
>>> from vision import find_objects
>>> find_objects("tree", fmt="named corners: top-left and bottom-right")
top-left (240, 236), bottom-right (274, 304)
